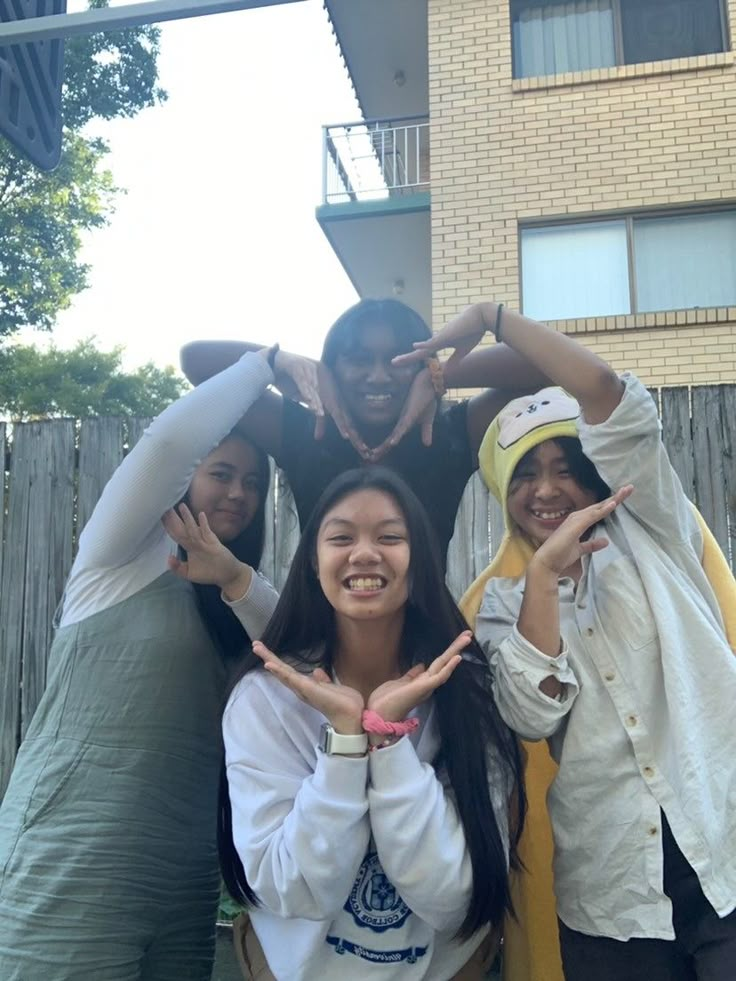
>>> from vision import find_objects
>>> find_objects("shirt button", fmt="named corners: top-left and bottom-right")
top-left (604, 671), bottom-right (615, 682)
top-left (643, 766), bottom-right (655, 778)
top-left (585, 627), bottom-right (594, 637)
top-left (626, 714), bottom-right (638, 727)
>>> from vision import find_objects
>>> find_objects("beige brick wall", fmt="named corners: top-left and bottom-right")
top-left (428, 0), bottom-right (736, 384)
top-left (576, 323), bottom-right (736, 386)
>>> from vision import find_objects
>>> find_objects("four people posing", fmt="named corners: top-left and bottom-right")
top-left (0, 295), bottom-right (733, 981)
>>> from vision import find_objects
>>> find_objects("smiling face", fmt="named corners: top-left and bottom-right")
top-left (186, 436), bottom-right (262, 543)
top-left (332, 322), bottom-right (420, 431)
top-left (315, 488), bottom-right (411, 623)
top-left (507, 440), bottom-right (599, 546)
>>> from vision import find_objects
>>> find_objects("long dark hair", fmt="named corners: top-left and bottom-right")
top-left (219, 468), bottom-right (526, 938)
top-left (321, 298), bottom-right (431, 367)
top-left (187, 434), bottom-right (271, 658)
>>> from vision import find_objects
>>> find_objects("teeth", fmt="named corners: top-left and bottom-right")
top-left (347, 577), bottom-right (384, 591)
top-left (533, 510), bottom-right (568, 520)
top-left (364, 394), bottom-right (391, 402)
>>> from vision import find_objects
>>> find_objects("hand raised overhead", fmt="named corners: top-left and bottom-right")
top-left (391, 304), bottom-right (489, 370)
top-left (271, 349), bottom-right (324, 418)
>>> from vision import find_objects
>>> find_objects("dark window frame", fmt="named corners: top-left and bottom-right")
top-left (510, 0), bottom-right (730, 79)
top-left (518, 205), bottom-right (736, 319)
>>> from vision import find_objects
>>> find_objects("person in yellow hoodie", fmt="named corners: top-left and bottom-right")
top-left (394, 303), bottom-right (736, 981)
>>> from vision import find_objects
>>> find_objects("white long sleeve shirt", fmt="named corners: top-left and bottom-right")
top-left (59, 352), bottom-right (278, 638)
top-left (476, 374), bottom-right (736, 941)
top-left (223, 668), bottom-right (510, 980)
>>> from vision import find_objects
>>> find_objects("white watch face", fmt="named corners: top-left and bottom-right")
top-left (319, 723), bottom-right (368, 755)
top-left (318, 723), bottom-right (332, 753)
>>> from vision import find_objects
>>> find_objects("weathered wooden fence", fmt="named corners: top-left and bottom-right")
top-left (1, 384), bottom-right (735, 796)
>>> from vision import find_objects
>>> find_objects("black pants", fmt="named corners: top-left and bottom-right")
top-left (559, 817), bottom-right (736, 981)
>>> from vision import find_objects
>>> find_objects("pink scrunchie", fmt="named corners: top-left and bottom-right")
top-left (361, 709), bottom-right (419, 738)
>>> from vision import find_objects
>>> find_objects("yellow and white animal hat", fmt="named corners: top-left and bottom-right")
top-left (478, 386), bottom-right (581, 529)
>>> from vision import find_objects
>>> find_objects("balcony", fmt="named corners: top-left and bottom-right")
top-left (323, 116), bottom-right (430, 204)
top-left (317, 116), bottom-right (431, 325)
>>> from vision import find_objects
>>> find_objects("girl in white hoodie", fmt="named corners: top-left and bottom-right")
top-left (220, 467), bottom-right (525, 980)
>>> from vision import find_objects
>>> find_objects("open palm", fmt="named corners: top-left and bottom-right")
top-left (253, 641), bottom-right (365, 735)
top-left (163, 504), bottom-right (245, 588)
top-left (367, 632), bottom-right (472, 722)
top-left (533, 486), bottom-right (633, 576)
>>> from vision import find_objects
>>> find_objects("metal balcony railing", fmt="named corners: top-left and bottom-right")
top-left (321, 116), bottom-right (430, 205)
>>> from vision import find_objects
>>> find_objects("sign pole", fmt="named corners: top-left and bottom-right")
top-left (0, 0), bottom-right (304, 44)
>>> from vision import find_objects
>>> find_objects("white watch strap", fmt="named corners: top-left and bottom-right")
top-left (320, 725), bottom-right (368, 755)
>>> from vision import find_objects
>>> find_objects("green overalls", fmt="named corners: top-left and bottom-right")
top-left (0, 573), bottom-right (226, 980)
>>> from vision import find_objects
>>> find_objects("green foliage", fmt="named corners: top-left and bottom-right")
top-left (0, 2), bottom-right (166, 337)
top-left (0, 339), bottom-right (187, 420)
top-left (63, 0), bottom-right (167, 128)
top-left (0, 135), bottom-right (116, 336)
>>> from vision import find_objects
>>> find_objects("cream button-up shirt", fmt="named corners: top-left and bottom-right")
top-left (477, 374), bottom-right (736, 941)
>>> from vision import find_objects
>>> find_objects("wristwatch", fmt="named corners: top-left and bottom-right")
top-left (318, 723), bottom-right (368, 756)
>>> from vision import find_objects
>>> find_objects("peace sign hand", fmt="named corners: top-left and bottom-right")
top-left (253, 641), bottom-right (365, 735)
top-left (530, 485), bottom-right (634, 578)
top-left (367, 631), bottom-right (472, 724)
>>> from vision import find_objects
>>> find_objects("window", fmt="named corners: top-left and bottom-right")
top-left (511, 0), bottom-right (727, 78)
top-left (520, 210), bottom-right (736, 321)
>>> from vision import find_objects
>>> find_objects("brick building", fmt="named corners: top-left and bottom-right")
top-left (318, 0), bottom-right (736, 386)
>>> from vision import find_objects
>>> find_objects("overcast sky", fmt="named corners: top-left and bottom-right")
top-left (20, 0), bottom-right (361, 369)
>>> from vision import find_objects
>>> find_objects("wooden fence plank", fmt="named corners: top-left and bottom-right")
top-left (718, 386), bottom-right (736, 566)
top-left (447, 480), bottom-right (475, 600)
top-left (661, 388), bottom-right (695, 500)
top-left (273, 471), bottom-right (300, 592)
top-left (488, 495), bottom-right (506, 565)
top-left (127, 417), bottom-right (152, 452)
top-left (20, 421), bottom-right (75, 739)
top-left (0, 424), bottom-right (32, 796)
top-left (691, 387), bottom-right (729, 555)
top-left (0, 423), bottom-right (5, 600)
top-left (77, 418), bottom-right (125, 536)
top-left (470, 472), bottom-right (492, 580)
top-left (260, 461), bottom-right (278, 586)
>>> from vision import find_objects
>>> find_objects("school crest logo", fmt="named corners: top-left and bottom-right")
top-left (344, 850), bottom-right (411, 933)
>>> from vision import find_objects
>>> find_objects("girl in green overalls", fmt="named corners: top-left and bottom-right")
top-left (0, 348), bottom-right (304, 980)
